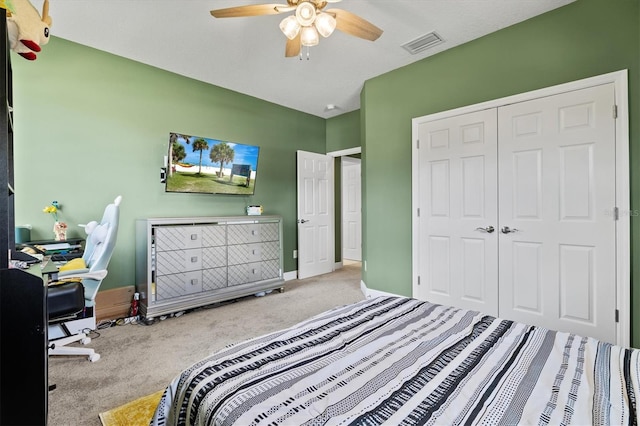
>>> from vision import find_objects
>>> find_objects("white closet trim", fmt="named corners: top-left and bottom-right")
top-left (411, 70), bottom-right (630, 347)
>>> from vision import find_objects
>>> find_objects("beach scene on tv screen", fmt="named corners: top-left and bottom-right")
top-left (166, 133), bottom-right (259, 195)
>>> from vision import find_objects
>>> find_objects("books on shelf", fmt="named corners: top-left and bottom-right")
top-left (37, 243), bottom-right (78, 250)
top-left (34, 242), bottom-right (83, 254)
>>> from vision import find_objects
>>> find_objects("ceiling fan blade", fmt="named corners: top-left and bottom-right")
top-left (326, 8), bottom-right (383, 41)
top-left (312, 0), bottom-right (341, 6)
top-left (210, 4), bottom-right (291, 18)
top-left (285, 33), bottom-right (301, 57)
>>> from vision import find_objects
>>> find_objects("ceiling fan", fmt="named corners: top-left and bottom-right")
top-left (210, 0), bottom-right (383, 57)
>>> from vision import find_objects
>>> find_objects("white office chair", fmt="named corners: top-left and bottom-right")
top-left (48, 195), bottom-right (122, 362)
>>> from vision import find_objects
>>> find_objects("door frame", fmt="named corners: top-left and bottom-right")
top-left (328, 147), bottom-right (362, 268)
top-left (411, 70), bottom-right (630, 347)
top-left (341, 156), bottom-right (362, 262)
top-left (296, 147), bottom-right (362, 278)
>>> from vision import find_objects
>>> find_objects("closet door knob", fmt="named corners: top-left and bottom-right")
top-left (501, 226), bottom-right (520, 234)
top-left (475, 226), bottom-right (495, 233)
top-left (298, 219), bottom-right (309, 224)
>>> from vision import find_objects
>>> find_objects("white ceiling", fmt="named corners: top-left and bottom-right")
top-left (33, 0), bottom-right (574, 119)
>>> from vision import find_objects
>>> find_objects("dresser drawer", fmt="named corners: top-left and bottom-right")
top-left (156, 248), bottom-right (202, 275)
top-left (260, 241), bottom-right (280, 261)
top-left (202, 246), bottom-right (227, 269)
top-left (156, 271), bottom-right (202, 300)
top-left (227, 260), bottom-right (279, 286)
top-left (260, 223), bottom-right (279, 242)
top-left (202, 267), bottom-right (228, 291)
top-left (227, 241), bottom-right (279, 265)
top-left (227, 224), bottom-right (261, 245)
top-left (201, 225), bottom-right (227, 247)
top-left (228, 262), bottom-right (262, 286)
top-left (155, 226), bottom-right (202, 251)
top-left (261, 259), bottom-right (280, 280)
top-left (228, 243), bottom-right (262, 266)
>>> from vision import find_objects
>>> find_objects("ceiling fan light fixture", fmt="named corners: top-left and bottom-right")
top-left (280, 15), bottom-right (301, 39)
top-left (295, 2), bottom-right (317, 27)
top-left (315, 12), bottom-right (336, 38)
top-left (209, 0), bottom-right (383, 58)
top-left (300, 25), bottom-right (319, 46)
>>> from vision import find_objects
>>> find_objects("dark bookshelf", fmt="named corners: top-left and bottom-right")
top-left (0, 12), bottom-right (49, 425)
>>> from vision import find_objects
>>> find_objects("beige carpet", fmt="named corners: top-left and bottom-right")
top-left (48, 263), bottom-right (364, 425)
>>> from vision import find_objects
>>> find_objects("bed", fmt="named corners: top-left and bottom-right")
top-left (151, 296), bottom-right (640, 425)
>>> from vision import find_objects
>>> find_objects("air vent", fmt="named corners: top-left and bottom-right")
top-left (401, 31), bottom-right (444, 55)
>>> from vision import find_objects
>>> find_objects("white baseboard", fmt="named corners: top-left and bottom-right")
top-left (283, 271), bottom-right (297, 281)
top-left (283, 263), bottom-right (343, 281)
top-left (360, 280), bottom-right (402, 299)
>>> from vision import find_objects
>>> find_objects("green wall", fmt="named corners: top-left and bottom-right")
top-left (334, 157), bottom-right (342, 262)
top-left (361, 0), bottom-right (640, 344)
top-left (326, 110), bottom-right (360, 153)
top-left (12, 37), bottom-right (326, 291)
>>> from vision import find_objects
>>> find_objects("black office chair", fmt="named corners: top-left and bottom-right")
top-left (48, 281), bottom-right (86, 345)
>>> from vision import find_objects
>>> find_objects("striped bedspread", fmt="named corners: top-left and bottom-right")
top-left (152, 296), bottom-right (640, 425)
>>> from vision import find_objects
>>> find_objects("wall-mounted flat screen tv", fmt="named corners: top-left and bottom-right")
top-left (165, 132), bottom-right (259, 195)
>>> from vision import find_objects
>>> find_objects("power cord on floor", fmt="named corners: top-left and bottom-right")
top-left (97, 320), bottom-right (116, 330)
top-left (82, 327), bottom-right (100, 339)
top-left (139, 317), bottom-right (157, 326)
top-left (115, 316), bottom-right (140, 326)
top-left (95, 308), bottom-right (194, 329)
top-left (97, 315), bottom-right (153, 328)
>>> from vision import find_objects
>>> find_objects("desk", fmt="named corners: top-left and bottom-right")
top-left (19, 238), bottom-right (84, 262)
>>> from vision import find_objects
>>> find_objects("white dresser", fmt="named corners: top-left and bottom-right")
top-left (135, 216), bottom-right (284, 319)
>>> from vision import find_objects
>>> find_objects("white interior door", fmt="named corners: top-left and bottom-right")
top-left (498, 83), bottom-right (617, 343)
top-left (415, 109), bottom-right (499, 316)
top-left (297, 150), bottom-right (334, 279)
top-left (342, 157), bottom-right (361, 261)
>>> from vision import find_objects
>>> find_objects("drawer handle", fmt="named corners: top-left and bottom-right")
top-left (252, 269), bottom-right (256, 274)
top-left (191, 256), bottom-right (198, 263)
top-left (191, 234), bottom-right (198, 240)
top-left (190, 279), bottom-right (198, 285)
top-left (252, 249), bottom-right (256, 255)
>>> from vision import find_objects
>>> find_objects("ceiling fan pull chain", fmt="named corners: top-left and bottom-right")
top-left (299, 46), bottom-right (311, 61)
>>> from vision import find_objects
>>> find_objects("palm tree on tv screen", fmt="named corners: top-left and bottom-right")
top-left (192, 138), bottom-right (209, 174)
top-left (210, 142), bottom-right (235, 177)
top-left (172, 142), bottom-right (186, 165)
top-left (168, 132), bottom-right (191, 177)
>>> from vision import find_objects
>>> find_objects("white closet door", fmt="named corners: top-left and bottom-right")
top-left (415, 109), bottom-right (499, 315)
top-left (498, 83), bottom-right (616, 343)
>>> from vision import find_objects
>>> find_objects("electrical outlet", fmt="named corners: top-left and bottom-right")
top-left (293, 250), bottom-right (298, 259)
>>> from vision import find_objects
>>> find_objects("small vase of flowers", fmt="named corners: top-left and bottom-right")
top-left (43, 200), bottom-right (67, 241)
